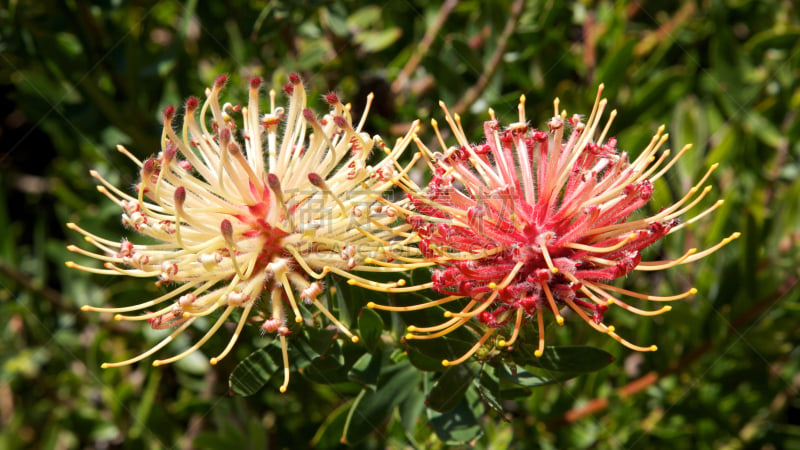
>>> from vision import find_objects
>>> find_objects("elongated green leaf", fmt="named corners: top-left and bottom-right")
top-left (348, 352), bottom-right (382, 388)
top-left (512, 345), bottom-right (615, 373)
top-left (427, 364), bottom-right (476, 413)
top-left (399, 388), bottom-right (427, 441)
top-left (301, 344), bottom-right (351, 385)
top-left (405, 340), bottom-right (447, 372)
top-left (427, 388), bottom-right (484, 445)
top-left (357, 307), bottom-right (384, 353)
top-left (341, 361), bottom-right (423, 445)
top-left (228, 344), bottom-right (284, 396)
top-left (310, 400), bottom-right (351, 448)
top-left (304, 327), bottom-right (338, 356)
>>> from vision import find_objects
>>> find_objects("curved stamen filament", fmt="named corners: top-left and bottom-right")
top-left (101, 318), bottom-right (196, 368)
top-left (310, 297), bottom-right (358, 343)
top-left (153, 305), bottom-right (235, 366)
top-left (81, 280), bottom-right (206, 313)
top-left (541, 283), bottom-right (565, 325)
top-left (444, 289), bottom-right (499, 319)
top-left (405, 301), bottom-right (479, 335)
top-left (279, 335), bottom-right (290, 393)
top-left (586, 281), bottom-right (697, 302)
top-left (681, 232), bottom-right (740, 264)
top-left (635, 248), bottom-right (697, 270)
top-left (605, 298), bottom-right (672, 316)
top-left (535, 308), bottom-right (545, 357)
top-left (606, 327), bottom-right (658, 352)
top-left (669, 200), bottom-right (724, 234)
top-left (278, 274), bottom-right (303, 324)
top-left (565, 233), bottom-right (637, 253)
top-left (497, 308), bottom-right (524, 348)
top-left (367, 295), bottom-right (464, 312)
top-left (442, 327), bottom-right (495, 366)
top-left (210, 302), bottom-right (255, 365)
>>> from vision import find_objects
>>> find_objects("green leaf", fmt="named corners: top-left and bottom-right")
top-left (497, 363), bottom-right (581, 388)
top-left (595, 38), bottom-right (636, 95)
top-left (405, 339), bottom-right (448, 372)
top-left (404, 329), bottom-right (478, 372)
top-left (304, 326), bottom-right (338, 356)
top-left (341, 361), bottom-right (423, 445)
top-left (347, 352), bottom-right (382, 388)
top-left (355, 28), bottom-right (402, 53)
top-left (347, 5), bottom-right (382, 28)
top-left (301, 344), bottom-right (351, 385)
top-left (399, 388), bottom-right (428, 441)
top-left (427, 364), bottom-right (476, 413)
top-left (427, 388), bottom-right (484, 445)
top-left (511, 345), bottom-right (616, 373)
top-left (357, 307), bottom-right (384, 353)
top-left (228, 343), bottom-right (284, 396)
top-left (330, 276), bottom-right (358, 328)
top-left (745, 27), bottom-right (800, 56)
top-left (310, 400), bottom-right (351, 448)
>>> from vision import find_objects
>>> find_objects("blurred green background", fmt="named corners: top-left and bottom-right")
top-left (1, 0), bottom-right (799, 448)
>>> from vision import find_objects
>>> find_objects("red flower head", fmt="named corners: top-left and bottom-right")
top-left (372, 85), bottom-right (739, 366)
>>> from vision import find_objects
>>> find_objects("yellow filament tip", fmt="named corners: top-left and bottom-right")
top-left (607, 325), bottom-right (616, 333)
top-left (534, 349), bottom-right (543, 357)
top-left (280, 386), bottom-right (287, 393)
top-left (407, 326), bottom-right (416, 332)
top-left (498, 340), bottom-right (508, 347)
top-left (367, 302), bottom-right (376, 308)
top-left (689, 288), bottom-right (698, 295)
top-left (488, 282), bottom-right (498, 290)
top-left (649, 345), bottom-right (658, 351)
top-left (114, 314), bottom-right (123, 321)
top-left (100, 363), bottom-right (110, 369)
top-left (442, 360), bottom-right (450, 367)
top-left (351, 336), bottom-right (359, 343)
top-left (405, 333), bottom-right (414, 340)
top-left (152, 360), bottom-right (163, 367)
top-left (295, 317), bottom-right (303, 323)
top-left (443, 311), bottom-right (453, 318)
top-left (210, 358), bottom-right (219, 365)
top-left (555, 315), bottom-right (564, 325)
top-left (347, 280), bottom-right (356, 285)
top-left (80, 305), bottom-right (90, 311)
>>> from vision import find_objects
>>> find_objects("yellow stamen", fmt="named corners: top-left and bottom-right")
top-left (587, 281), bottom-right (697, 302)
top-left (153, 305), bottom-right (235, 366)
top-left (497, 308), bottom-right (524, 348)
top-left (101, 318), bottom-right (196, 368)
top-left (367, 295), bottom-right (464, 312)
top-left (541, 283), bottom-right (565, 325)
top-left (635, 248), bottom-right (697, 270)
top-left (535, 308), bottom-right (545, 357)
top-left (210, 302), bottom-right (254, 365)
top-left (279, 335), bottom-right (290, 393)
top-left (442, 327), bottom-right (495, 366)
top-left (310, 297), bottom-right (358, 343)
top-left (565, 233), bottom-right (637, 253)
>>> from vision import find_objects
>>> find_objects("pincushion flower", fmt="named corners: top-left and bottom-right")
top-left (371, 85), bottom-right (739, 366)
top-left (66, 74), bottom-right (419, 391)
